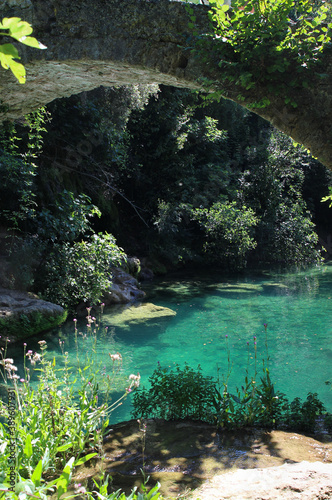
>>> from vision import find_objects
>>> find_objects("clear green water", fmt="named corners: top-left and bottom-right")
top-left (8, 264), bottom-right (332, 422)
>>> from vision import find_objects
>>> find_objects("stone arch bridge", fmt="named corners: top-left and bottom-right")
top-left (0, 0), bottom-right (332, 170)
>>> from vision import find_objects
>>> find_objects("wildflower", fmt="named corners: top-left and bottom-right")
top-left (74, 484), bottom-right (87, 495)
top-left (29, 352), bottom-right (42, 366)
top-left (109, 352), bottom-right (122, 362)
top-left (38, 340), bottom-right (46, 346)
top-left (127, 372), bottom-right (140, 392)
top-left (225, 335), bottom-right (228, 338)
top-left (73, 318), bottom-right (77, 322)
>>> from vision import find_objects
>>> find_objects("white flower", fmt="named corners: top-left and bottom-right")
top-left (109, 352), bottom-right (122, 362)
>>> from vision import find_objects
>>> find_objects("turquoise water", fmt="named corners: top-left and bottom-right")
top-left (7, 264), bottom-right (332, 422)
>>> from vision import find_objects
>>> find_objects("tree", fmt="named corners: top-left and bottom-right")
top-left (0, 17), bottom-right (46, 83)
top-left (193, 0), bottom-right (332, 108)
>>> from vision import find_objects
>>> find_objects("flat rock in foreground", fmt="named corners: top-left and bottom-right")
top-left (194, 461), bottom-right (332, 499)
top-left (72, 420), bottom-right (332, 499)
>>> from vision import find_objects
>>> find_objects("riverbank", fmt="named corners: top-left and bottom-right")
top-left (70, 419), bottom-right (332, 499)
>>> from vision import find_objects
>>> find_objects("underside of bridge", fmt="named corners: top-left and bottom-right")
top-left (0, 0), bottom-right (332, 170)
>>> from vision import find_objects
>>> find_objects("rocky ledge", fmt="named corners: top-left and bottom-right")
top-left (70, 419), bottom-right (332, 499)
top-left (0, 288), bottom-right (67, 343)
top-left (194, 461), bottom-right (332, 499)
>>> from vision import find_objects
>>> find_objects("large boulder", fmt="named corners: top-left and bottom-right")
top-left (103, 268), bottom-right (146, 304)
top-left (0, 288), bottom-right (67, 343)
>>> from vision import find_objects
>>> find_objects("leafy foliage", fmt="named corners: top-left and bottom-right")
top-left (192, 201), bottom-right (258, 268)
top-left (132, 362), bottom-right (327, 433)
top-left (0, 17), bottom-right (46, 83)
top-left (0, 317), bottom-right (146, 499)
top-left (238, 131), bottom-right (322, 265)
top-left (39, 232), bottom-right (126, 309)
top-left (132, 363), bottom-right (216, 421)
top-left (191, 0), bottom-right (332, 107)
top-left (321, 186), bottom-right (332, 207)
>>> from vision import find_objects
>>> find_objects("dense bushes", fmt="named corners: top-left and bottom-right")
top-left (192, 201), bottom-right (258, 269)
top-left (0, 84), bottom-right (329, 307)
top-left (132, 363), bottom-right (330, 433)
top-left (132, 363), bottom-right (216, 421)
top-left (39, 232), bottom-right (126, 309)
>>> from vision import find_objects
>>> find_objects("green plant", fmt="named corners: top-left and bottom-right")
top-left (0, 454), bottom-right (96, 499)
top-left (192, 201), bottom-right (258, 269)
top-left (321, 186), bottom-right (332, 207)
top-left (0, 17), bottom-right (46, 83)
top-left (0, 314), bottom-right (140, 496)
top-left (288, 392), bottom-right (326, 432)
top-left (36, 190), bottom-right (101, 243)
top-left (39, 232), bottom-right (126, 309)
top-left (191, 0), bottom-right (332, 108)
top-left (86, 473), bottom-right (163, 500)
top-left (132, 363), bottom-right (216, 421)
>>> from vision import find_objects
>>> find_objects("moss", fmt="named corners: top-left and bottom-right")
top-left (0, 310), bottom-right (68, 342)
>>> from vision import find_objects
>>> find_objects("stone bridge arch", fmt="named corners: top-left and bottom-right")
top-left (0, 0), bottom-right (332, 170)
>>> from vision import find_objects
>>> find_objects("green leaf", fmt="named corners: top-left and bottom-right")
top-left (24, 434), bottom-right (32, 458)
top-left (0, 44), bottom-right (26, 83)
top-left (74, 452), bottom-right (98, 466)
top-left (0, 17), bottom-right (33, 39)
top-left (56, 442), bottom-right (73, 453)
top-left (56, 457), bottom-right (75, 499)
top-left (7, 58), bottom-right (26, 83)
top-left (18, 36), bottom-right (47, 50)
top-left (31, 460), bottom-right (43, 487)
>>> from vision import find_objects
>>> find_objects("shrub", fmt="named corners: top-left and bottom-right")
top-left (132, 363), bottom-right (216, 421)
top-left (39, 232), bottom-right (126, 309)
top-left (287, 393), bottom-right (326, 432)
top-left (192, 201), bottom-right (258, 269)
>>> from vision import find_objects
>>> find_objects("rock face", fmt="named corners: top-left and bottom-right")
top-left (103, 269), bottom-right (146, 304)
top-left (0, 287), bottom-right (67, 343)
top-left (194, 461), bottom-right (332, 499)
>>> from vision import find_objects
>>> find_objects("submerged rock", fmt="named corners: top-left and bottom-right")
top-left (102, 302), bottom-right (176, 329)
top-left (0, 288), bottom-right (67, 343)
